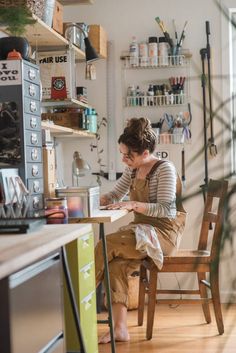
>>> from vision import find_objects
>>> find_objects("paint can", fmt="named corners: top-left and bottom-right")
top-left (45, 197), bottom-right (68, 224)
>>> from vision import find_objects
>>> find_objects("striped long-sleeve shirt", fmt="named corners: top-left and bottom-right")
top-left (105, 161), bottom-right (177, 218)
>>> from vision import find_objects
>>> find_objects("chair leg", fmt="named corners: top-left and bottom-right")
top-left (197, 272), bottom-right (211, 323)
top-left (146, 268), bottom-right (158, 340)
top-left (138, 264), bottom-right (147, 326)
top-left (210, 267), bottom-right (224, 335)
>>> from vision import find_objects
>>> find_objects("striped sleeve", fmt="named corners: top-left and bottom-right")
top-left (145, 161), bottom-right (177, 218)
top-left (103, 167), bottom-right (132, 202)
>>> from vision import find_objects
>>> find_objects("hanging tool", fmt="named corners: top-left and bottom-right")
top-left (206, 21), bottom-right (217, 157)
top-left (200, 45), bottom-right (208, 200)
top-left (177, 21), bottom-right (188, 50)
top-left (181, 146), bottom-right (186, 189)
top-left (200, 27), bottom-right (213, 229)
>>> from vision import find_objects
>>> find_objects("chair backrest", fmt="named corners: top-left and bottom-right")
top-left (198, 179), bottom-right (228, 261)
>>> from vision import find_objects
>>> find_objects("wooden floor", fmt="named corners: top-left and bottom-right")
top-left (97, 304), bottom-right (236, 353)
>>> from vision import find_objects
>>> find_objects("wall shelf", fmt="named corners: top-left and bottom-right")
top-left (42, 98), bottom-right (91, 109)
top-left (1, 14), bottom-right (85, 61)
top-left (41, 121), bottom-right (95, 138)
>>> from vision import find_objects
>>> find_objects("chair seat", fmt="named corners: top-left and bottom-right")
top-left (164, 249), bottom-right (211, 264)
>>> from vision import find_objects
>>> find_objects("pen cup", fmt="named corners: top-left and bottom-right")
top-left (171, 46), bottom-right (183, 66)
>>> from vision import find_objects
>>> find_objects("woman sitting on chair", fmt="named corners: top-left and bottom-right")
top-left (95, 117), bottom-right (186, 343)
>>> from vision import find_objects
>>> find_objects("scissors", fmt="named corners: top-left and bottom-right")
top-left (163, 113), bottom-right (174, 130)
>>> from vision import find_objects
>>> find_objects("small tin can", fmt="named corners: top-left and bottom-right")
top-left (45, 197), bottom-right (68, 224)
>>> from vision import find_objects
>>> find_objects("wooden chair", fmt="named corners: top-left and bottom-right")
top-left (138, 179), bottom-right (229, 340)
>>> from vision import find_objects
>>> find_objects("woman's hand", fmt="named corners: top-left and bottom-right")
top-left (105, 201), bottom-right (136, 211)
top-left (100, 195), bottom-right (110, 206)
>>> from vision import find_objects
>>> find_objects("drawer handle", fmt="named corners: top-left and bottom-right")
top-left (29, 84), bottom-right (36, 97)
top-left (33, 181), bottom-right (40, 193)
top-left (82, 239), bottom-right (90, 248)
top-left (30, 117), bottom-right (37, 129)
top-left (82, 268), bottom-right (91, 279)
top-left (28, 69), bottom-right (36, 81)
top-left (30, 101), bottom-right (37, 112)
top-left (82, 292), bottom-right (93, 310)
top-left (31, 148), bottom-right (39, 160)
top-left (33, 196), bottom-right (40, 209)
top-left (84, 299), bottom-right (92, 310)
top-left (31, 133), bottom-right (38, 145)
top-left (32, 165), bottom-right (39, 177)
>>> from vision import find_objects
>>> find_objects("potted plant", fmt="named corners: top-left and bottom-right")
top-left (0, 5), bottom-right (36, 60)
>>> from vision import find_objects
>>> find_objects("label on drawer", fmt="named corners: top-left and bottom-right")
top-left (0, 60), bottom-right (22, 85)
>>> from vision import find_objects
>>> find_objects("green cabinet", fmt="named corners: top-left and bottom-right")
top-left (64, 229), bottom-right (98, 353)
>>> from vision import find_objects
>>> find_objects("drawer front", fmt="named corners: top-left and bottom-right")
top-left (25, 146), bottom-right (42, 163)
top-left (10, 252), bottom-right (64, 353)
top-left (23, 63), bottom-right (40, 84)
top-left (77, 232), bottom-right (95, 269)
top-left (29, 194), bottom-right (44, 210)
top-left (24, 97), bottom-right (40, 116)
top-left (24, 114), bottom-right (42, 131)
top-left (80, 291), bottom-right (98, 353)
top-left (25, 130), bottom-right (42, 147)
top-left (78, 262), bottom-right (95, 299)
top-left (24, 80), bottom-right (40, 100)
top-left (27, 178), bottom-right (44, 194)
top-left (26, 162), bottom-right (43, 179)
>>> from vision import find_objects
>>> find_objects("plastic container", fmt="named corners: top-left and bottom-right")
top-left (56, 186), bottom-right (100, 218)
top-left (148, 37), bottom-right (158, 67)
top-left (139, 41), bottom-right (148, 67)
top-left (86, 108), bottom-right (97, 133)
top-left (158, 37), bottom-right (169, 66)
top-left (129, 36), bottom-right (139, 67)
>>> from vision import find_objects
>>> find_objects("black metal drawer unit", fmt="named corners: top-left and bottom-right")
top-left (0, 59), bottom-right (44, 214)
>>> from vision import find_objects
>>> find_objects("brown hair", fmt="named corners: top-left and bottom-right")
top-left (118, 117), bottom-right (157, 155)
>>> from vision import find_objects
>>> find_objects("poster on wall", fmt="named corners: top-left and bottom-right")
top-left (37, 51), bottom-right (76, 100)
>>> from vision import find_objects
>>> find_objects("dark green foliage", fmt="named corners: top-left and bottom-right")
top-left (0, 6), bottom-right (36, 36)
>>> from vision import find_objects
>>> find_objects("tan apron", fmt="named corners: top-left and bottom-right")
top-left (95, 160), bottom-right (186, 306)
top-left (129, 160), bottom-right (187, 251)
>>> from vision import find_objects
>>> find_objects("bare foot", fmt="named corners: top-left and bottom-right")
top-left (98, 327), bottom-right (130, 344)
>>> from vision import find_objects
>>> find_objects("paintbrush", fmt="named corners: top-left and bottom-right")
top-left (177, 21), bottom-right (188, 48)
top-left (172, 19), bottom-right (178, 46)
top-left (155, 16), bottom-right (174, 48)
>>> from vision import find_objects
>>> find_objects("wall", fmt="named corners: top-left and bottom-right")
top-left (61, 0), bottom-right (236, 301)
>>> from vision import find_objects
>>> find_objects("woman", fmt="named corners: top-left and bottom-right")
top-left (95, 117), bottom-right (186, 343)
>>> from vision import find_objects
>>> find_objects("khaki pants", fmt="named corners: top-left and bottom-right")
top-left (95, 229), bottom-right (146, 307)
top-left (95, 228), bottom-right (176, 307)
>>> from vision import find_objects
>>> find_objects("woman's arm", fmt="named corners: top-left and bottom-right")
top-left (105, 162), bottom-right (177, 218)
top-left (100, 167), bottom-right (132, 205)
top-left (146, 162), bottom-right (177, 217)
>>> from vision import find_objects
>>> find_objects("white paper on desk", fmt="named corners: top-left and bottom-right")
top-left (0, 169), bottom-right (19, 204)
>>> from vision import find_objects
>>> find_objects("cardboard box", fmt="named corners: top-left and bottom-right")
top-left (56, 186), bottom-right (100, 218)
top-left (43, 147), bottom-right (56, 198)
top-left (88, 25), bottom-right (107, 59)
top-left (53, 0), bottom-right (64, 35)
top-left (41, 112), bottom-right (80, 129)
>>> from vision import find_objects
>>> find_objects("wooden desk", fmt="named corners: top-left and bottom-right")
top-left (0, 224), bottom-right (92, 353)
top-left (69, 209), bottom-right (129, 353)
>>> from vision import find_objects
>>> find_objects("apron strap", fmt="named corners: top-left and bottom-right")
top-left (146, 160), bottom-right (166, 181)
top-left (131, 169), bottom-right (137, 179)
top-left (146, 160), bottom-right (186, 213)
